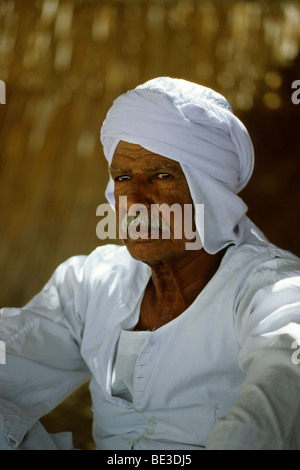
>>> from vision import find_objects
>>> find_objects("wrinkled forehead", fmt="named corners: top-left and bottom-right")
top-left (110, 140), bottom-right (184, 174)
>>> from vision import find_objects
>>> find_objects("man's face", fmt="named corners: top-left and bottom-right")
top-left (110, 141), bottom-right (198, 263)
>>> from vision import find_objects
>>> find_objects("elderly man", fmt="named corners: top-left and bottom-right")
top-left (0, 77), bottom-right (300, 451)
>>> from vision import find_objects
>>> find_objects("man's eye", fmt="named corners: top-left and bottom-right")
top-left (115, 175), bottom-right (131, 182)
top-left (156, 173), bottom-right (171, 179)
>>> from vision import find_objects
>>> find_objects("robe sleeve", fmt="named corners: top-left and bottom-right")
top-left (0, 255), bottom-right (91, 449)
top-left (206, 258), bottom-right (300, 450)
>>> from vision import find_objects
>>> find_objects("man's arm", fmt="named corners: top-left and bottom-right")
top-left (0, 255), bottom-right (91, 449)
top-left (207, 275), bottom-right (300, 450)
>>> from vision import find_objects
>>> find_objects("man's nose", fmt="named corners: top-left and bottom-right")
top-left (125, 180), bottom-right (153, 208)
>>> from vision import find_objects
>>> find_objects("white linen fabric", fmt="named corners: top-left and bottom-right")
top-left (111, 329), bottom-right (152, 402)
top-left (0, 242), bottom-right (300, 450)
top-left (100, 77), bottom-right (258, 253)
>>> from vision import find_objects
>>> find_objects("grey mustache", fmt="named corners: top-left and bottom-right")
top-left (121, 212), bottom-right (169, 233)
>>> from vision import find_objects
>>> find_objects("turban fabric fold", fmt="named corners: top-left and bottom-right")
top-left (100, 77), bottom-right (266, 253)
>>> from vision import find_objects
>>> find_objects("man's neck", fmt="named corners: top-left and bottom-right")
top-left (135, 248), bottom-right (226, 330)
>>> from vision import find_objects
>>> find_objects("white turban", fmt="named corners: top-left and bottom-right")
top-left (100, 77), bottom-right (265, 254)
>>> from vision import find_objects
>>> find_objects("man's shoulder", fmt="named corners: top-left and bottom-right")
top-left (227, 241), bottom-right (300, 302)
top-left (63, 244), bottom-right (146, 293)
top-left (231, 241), bottom-right (300, 269)
top-left (53, 244), bottom-right (137, 285)
top-left (90, 243), bottom-right (128, 260)
top-left (85, 243), bottom-right (136, 270)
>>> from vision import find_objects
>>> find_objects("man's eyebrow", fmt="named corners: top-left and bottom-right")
top-left (109, 162), bottom-right (182, 177)
top-left (109, 167), bottom-right (131, 175)
top-left (141, 163), bottom-right (181, 173)
top-left (110, 163), bottom-right (180, 173)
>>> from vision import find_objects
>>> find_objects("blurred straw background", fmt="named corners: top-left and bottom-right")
top-left (0, 0), bottom-right (300, 450)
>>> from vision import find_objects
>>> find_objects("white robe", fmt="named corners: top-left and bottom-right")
top-left (0, 237), bottom-right (300, 450)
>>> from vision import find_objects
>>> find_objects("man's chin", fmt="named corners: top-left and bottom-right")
top-left (123, 237), bottom-right (185, 263)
